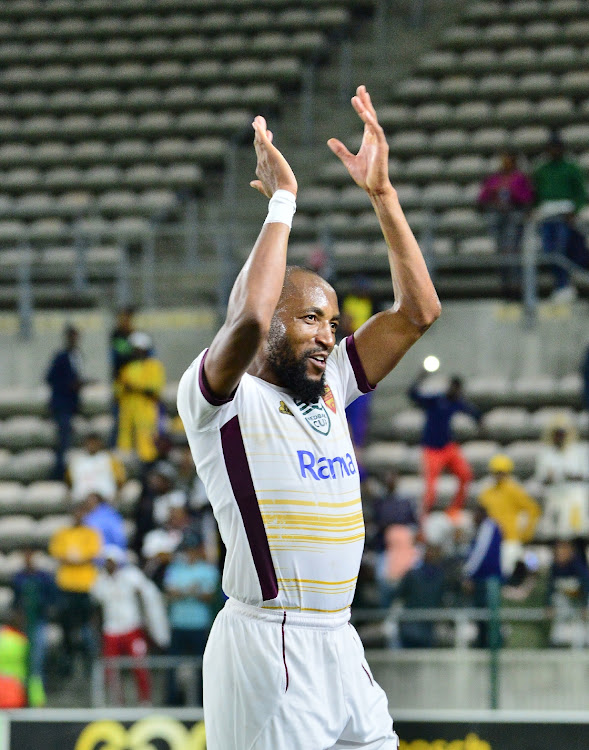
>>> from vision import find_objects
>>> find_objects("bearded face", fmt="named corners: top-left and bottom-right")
top-left (266, 317), bottom-right (327, 404)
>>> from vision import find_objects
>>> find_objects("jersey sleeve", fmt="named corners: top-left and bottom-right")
top-left (177, 349), bottom-right (239, 431)
top-left (327, 335), bottom-right (376, 409)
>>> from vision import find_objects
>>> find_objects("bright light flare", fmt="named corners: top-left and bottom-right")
top-left (423, 355), bottom-right (440, 373)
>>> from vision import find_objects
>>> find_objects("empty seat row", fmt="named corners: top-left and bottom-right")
top-left (442, 20), bottom-right (589, 49)
top-left (379, 98), bottom-right (587, 131)
top-left (293, 204), bottom-right (589, 241)
top-left (0, 17), bottom-right (328, 50)
top-left (287, 236), bottom-right (501, 262)
top-left (0, 0), bottom-right (361, 17)
top-left (390, 407), bottom-right (588, 443)
top-left (0, 190), bottom-right (178, 221)
top-left (319, 151), bottom-right (589, 186)
top-left (396, 71), bottom-right (589, 103)
top-left (419, 45), bottom-right (589, 76)
top-left (0, 112), bottom-right (252, 145)
top-left (0, 414), bottom-right (113, 449)
top-left (0, 381), bottom-right (180, 418)
top-left (383, 124), bottom-right (589, 157)
top-left (0, 61), bottom-right (297, 92)
top-left (0, 162), bottom-right (203, 195)
top-left (0, 513), bottom-right (136, 548)
top-left (0, 87), bottom-right (278, 116)
top-left (466, 0), bottom-right (589, 23)
top-left (0, 478), bottom-right (141, 514)
top-left (298, 182), bottom-right (482, 214)
top-left (0, 244), bottom-right (122, 269)
top-left (365, 439), bottom-right (587, 481)
top-left (0, 216), bottom-right (151, 244)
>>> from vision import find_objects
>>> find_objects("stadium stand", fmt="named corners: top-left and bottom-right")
top-left (0, 0), bottom-right (368, 310)
top-left (0, 367), bottom-right (585, 621)
top-left (286, 0), bottom-right (589, 298)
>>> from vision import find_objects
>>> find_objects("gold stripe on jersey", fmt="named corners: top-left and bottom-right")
top-left (276, 575), bottom-right (358, 585)
top-left (267, 532), bottom-right (365, 545)
top-left (278, 584), bottom-right (357, 595)
top-left (261, 511), bottom-right (363, 530)
top-left (256, 486), bottom-right (358, 496)
top-left (262, 605), bottom-right (352, 613)
top-left (258, 497), bottom-right (361, 509)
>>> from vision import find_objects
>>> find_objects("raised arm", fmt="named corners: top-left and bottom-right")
top-left (204, 117), bottom-right (298, 399)
top-left (328, 85), bottom-right (441, 386)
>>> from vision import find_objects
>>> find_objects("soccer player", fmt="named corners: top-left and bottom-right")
top-left (177, 85), bottom-right (440, 750)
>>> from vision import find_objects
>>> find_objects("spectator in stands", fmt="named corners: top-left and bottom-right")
top-left (116, 331), bottom-right (166, 468)
top-left (533, 133), bottom-right (588, 302)
top-left (479, 454), bottom-right (541, 576)
top-left (502, 554), bottom-right (550, 648)
top-left (92, 546), bottom-right (170, 706)
top-left (12, 549), bottom-right (56, 706)
top-left (46, 325), bottom-right (86, 480)
top-left (48, 505), bottom-right (101, 676)
top-left (371, 471), bottom-right (418, 553)
top-left (81, 492), bottom-right (127, 551)
top-left (376, 524), bottom-right (418, 607)
top-left (342, 276), bottom-right (374, 453)
top-left (409, 370), bottom-right (480, 519)
top-left (394, 544), bottom-right (447, 648)
top-left (110, 307), bottom-right (136, 447)
top-left (535, 418), bottom-right (589, 546)
top-left (142, 505), bottom-right (193, 589)
top-left (164, 529), bottom-right (219, 705)
top-left (547, 540), bottom-right (589, 648)
top-left (463, 504), bottom-right (503, 648)
top-left (477, 150), bottom-right (534, 297)
top-left (0, 611), bottom-right (29, 708)
top-left (67, 432), bottom-right (126, 504)
top-left (111, 307), bottom-right (136, 383)
top-left (133, 460), bottom-right (178, 560)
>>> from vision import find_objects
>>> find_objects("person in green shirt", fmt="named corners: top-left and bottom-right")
top-left (0, 612), bottom-right (29, 708)
top-left (533, 133), bottom-right (588, 302)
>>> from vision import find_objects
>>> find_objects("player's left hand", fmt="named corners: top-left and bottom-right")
top-left (327, 85), bottom-right (393, 198)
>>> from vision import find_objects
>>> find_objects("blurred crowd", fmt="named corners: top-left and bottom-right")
top-left (355, 379), bottom-right (589, 653)
top-left (3, 288), bottom-right (589, 709)
top-left (477, 132), bottom-right (588, 302)
top-left (1, 309), bottom-right (221, 709)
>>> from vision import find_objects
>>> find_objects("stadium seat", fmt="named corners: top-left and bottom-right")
top-left (24, 481), bottom-right (69, 513)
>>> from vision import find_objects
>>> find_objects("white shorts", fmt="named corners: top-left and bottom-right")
top-left (203, 598), bottom-right (399, 750)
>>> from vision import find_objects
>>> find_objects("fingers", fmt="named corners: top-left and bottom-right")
top-left (327, 138), bottom-right (354, 164)
top-left (351, 85), bottom-right (385, 141)
top-left (249, 180), bottom-right (268, 197)
top-left (356, 84), bottom-right (378, 121)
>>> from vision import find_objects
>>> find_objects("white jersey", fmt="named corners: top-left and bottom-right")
top-left (177, 335), bottom-right (374, 614)
top-left (68, 450), bottom-right (118, 502)
top-left (92, 565), bottom-right (170, 647)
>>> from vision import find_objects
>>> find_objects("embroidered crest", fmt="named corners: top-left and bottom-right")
top-left (323, 383), bottom-right (336, 414)
top-left (294, 398), bottom-right (331, 435)
top-left (279, 400), bottom-right (294, 416)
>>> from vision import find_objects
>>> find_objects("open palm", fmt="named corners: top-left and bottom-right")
top-left (327, 85), bottom-right (391, 196)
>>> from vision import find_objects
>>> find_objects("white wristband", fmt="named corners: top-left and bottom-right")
top-left (264, 189), bottom-right (296, 229)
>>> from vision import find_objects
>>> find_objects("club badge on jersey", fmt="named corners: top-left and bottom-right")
top-left (294, 391), bottom-right (333, 435)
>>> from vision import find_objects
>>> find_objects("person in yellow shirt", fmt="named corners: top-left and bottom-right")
top-left (49, 505), bottom-right (102, 676)
top-left (116, 332), bottom-right (166, 466)
top-left (479, 454), bottom-right (541, 577)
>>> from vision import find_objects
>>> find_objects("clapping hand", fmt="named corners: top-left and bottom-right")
top-left (249, 116), bottom-right (297, 199)
top-left (327, 85), bottom-right (393, 198)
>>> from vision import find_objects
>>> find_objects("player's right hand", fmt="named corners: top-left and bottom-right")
top-left (249, 116), bottom-right (297, 199)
